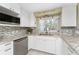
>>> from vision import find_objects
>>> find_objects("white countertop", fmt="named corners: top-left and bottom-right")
top-left (0, 35), bottom-right (27, 43)
top-left (1, 33), bottom-right (79, 54)
top-left (28, 34), bottom-right (60, 38)
top-left (62, 35), bottom-right (79, 54)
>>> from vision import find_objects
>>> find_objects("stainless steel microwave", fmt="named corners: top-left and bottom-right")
top-left (0, 12), bottom-right (20, 25)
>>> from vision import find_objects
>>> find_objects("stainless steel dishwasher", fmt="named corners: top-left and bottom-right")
top-left (14, 37), bottom-right (28, 55)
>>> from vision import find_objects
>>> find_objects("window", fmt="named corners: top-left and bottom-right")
top-left (38, 16), bottom-right (61, 33)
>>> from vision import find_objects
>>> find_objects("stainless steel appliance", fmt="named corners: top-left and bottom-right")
top-left (0, 13), bottom-right (20, 25)
top-left (14, 37), bottom-right (28, 55)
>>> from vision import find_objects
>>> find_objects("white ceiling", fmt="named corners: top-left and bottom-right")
top-left (20, 3), bottom-right (65, 13)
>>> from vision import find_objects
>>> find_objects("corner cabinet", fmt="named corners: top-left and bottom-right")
top-left (61, 4), bottom-right (77, 27)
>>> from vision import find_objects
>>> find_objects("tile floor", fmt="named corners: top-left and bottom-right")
top-left (27, 49), bottom-right (53, 55)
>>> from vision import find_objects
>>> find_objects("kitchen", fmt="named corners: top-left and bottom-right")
top-left (0, 3), bottom-right (79, 55)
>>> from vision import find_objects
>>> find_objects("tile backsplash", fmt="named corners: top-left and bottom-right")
top-left (0, 26), bottom-right (27, 39)
top-left (61, 27), bottom-right (75, 36)
top-left (74, 28), bottom-right (79, 37)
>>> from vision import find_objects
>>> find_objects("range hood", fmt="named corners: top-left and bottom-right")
top-left (0, 5), bottom-right (19, 17)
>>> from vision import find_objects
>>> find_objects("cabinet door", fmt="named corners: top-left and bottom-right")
top-left (10, 3), bottom-right (20, 14)
top-left (31, 36), bottom-right (56, 54)
top-left (35, 37), bottom-right (47, 52)
top-left (20, 10), bottom-right (30, 27)
top-left (55, 38), bottom-right (63, 55)
top-left (62, 40), bottom-right (69, 55)
top-left (28, 36), bottom-right (35, 49)
top-left (29, 13), bottom-right (36, 27)
top-left (28, 36), bottom-right (56, 54)
top-left (62, 4), bottom-right (76, 27)
top-left (45, 37), bottom-right (56, 54)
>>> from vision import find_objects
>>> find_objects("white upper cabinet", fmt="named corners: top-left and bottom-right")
top-left (20, 12), bottom-right (37, 27)
top-left (20, 9), bottom-right (30, 27)
top-left (9, 3), bottom-right (20, 14)
top-left (0, 3), bottom-right (20, 14)
top-left (29, 13), bottom-right (36, 27)
top-left (61, 4), bottom-right (77, 27)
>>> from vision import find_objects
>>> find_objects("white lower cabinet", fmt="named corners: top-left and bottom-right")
top-left (55, 38), bottom-right (64, 55)
top-left (46, 38), bottom-right (56, 54)
top-left (0, 41), bottom-right (13, 55)
top-left (28, 36), bottom-right (78, 55)
top-left (33, 37), bottom-right (56, 54)
top-left (28, 36), bottom-right (57, 54)
top-left (28, 36), bottom-right (35, 49)
top-left (28, 36), bottom-right (77, 55)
